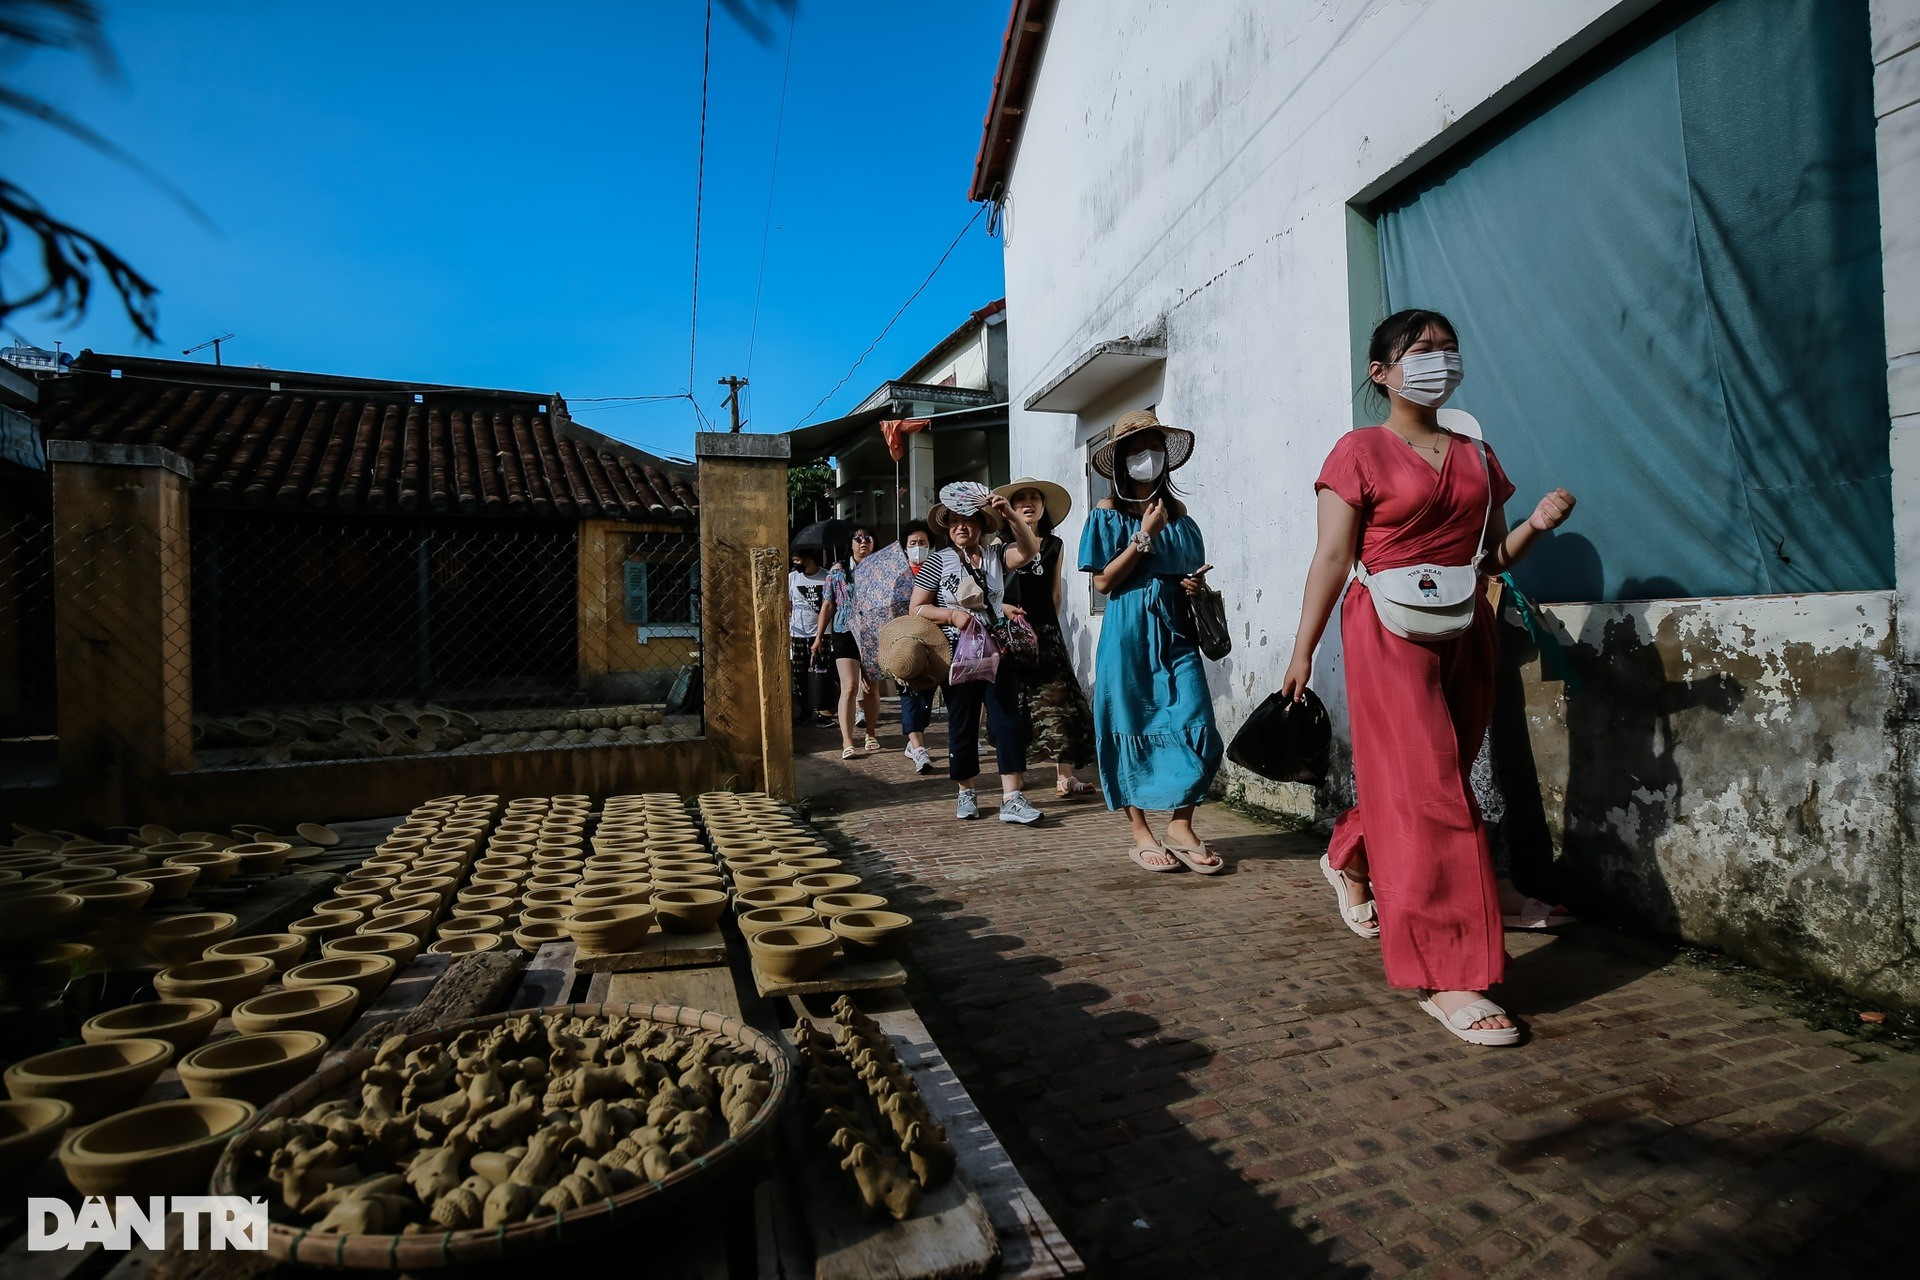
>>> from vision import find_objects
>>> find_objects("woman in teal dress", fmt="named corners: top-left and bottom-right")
top-left (1078, 410), bottom-right (1225, 874)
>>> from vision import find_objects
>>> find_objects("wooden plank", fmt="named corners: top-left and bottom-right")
top-left (857, 993), bottom-right (1083, 1278)
top-left (605, 964), bottom-right (745, 1020)
top-left (510, 939), bottom-right (577, 1009)
top-left (750, 956), bottom-right (907, 1000)
top-left (584, 969), bottom-right (612, 1002)
top-left (573, 925), bottom-right (727, 973)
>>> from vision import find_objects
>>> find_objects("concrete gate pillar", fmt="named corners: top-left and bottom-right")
top-left (696, 433), bottom-right (795, 798)
top-left (48, 441), bottom-right (195, 818)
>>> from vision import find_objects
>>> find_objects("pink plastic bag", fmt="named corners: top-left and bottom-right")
top-left (949, 620), bottom-right (1001, 685)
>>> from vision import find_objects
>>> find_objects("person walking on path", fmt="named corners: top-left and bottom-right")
top-left (1280, 308), bottom-right (1575, 1047)
top-left (816, 525), bottom-right (882, 759)
top-left (893, 521), bottom-right (941, 775)
top-left (1079, 410), bottom-right (1225, 874)
top-left (910, 494), bottom-right (1046, 824)
top-left (998, 478), bottom-right (1099, 799)
top-left (788, 548), bottom-right (831, 726)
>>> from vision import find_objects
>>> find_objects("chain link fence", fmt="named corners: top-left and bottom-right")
top-left (0, 499), bottom-right (56, 787)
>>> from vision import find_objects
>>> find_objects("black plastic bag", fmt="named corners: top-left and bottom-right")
top-left (1227, 686), bottom-right (1331, 786)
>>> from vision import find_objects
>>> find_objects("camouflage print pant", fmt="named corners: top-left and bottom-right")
top-left (1017, 621), bottom-right (1096, 769)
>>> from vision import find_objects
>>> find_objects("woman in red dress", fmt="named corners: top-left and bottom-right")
top-left (1281, 309), bottom-right (1575, 1047)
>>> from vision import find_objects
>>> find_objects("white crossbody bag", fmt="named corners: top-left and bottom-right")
top-left (1352, 439), bottom-right (1495, 642)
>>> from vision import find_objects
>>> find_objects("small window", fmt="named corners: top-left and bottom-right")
top-left (624, 557), bottom-right (699, 626)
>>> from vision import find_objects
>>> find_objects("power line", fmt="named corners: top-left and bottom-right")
top-left (686, 0), bottom-right (714, 393)
top-left (745, 3), bottom-right (797, 383)
top-left (793, 202), bottom-right (988, 427)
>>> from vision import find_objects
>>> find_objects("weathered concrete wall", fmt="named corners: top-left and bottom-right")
top-left (1520, 591), bottom-right (1919, 1007)
top-left (577, 518), bottom-right (697, 698)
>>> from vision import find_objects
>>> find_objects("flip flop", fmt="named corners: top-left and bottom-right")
top-left (1418, 994), bottom-right (1522, 1047)
top-left (1163, 839), bottom-right (1226, 876)
top-left (1503, 897), bottom-right (1575, 930)
top-left (1129, 843), bottom-right (1182, 873)
top-left (1319, 854), bottom-right (1380, 939)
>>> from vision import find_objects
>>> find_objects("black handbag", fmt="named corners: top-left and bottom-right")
top-left (1228, 686), bottom-right (1331, 786)
top-left (1190, 585), bottom-right (1231, 661)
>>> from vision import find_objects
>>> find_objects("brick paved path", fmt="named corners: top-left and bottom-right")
top-left (795, 721), bottom-right (1920, 1279)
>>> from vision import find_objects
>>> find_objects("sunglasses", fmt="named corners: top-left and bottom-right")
top-left (852, 533), bottom-right (874, 542)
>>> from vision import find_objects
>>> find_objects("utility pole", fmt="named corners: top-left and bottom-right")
top-left (717, 375), bottom-right (748, 432)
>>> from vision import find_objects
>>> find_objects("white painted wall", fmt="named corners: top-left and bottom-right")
top-left (1875, 0), bottom-right (1920, 659)
top-left (1000, 0), bottom-right (1665, 790)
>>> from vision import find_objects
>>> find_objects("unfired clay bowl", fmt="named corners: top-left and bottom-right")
top-left (0, 889), bottom-right (81, 937)
top-left (284, 955), bottom-right (396, 1007)
top-left (4, 1038), bottom-right (172, 1123)
top-left (562, 904), bottom-right (655, 953)
top-left (812, 892), bottom-right (890, 921)
top-left (69, 878), bottom-right (156, 920)
top-left (0, 1097), bottom-right (74, 1190)
top-left (153, 956), bottom-right (274, 1012)
top-left (325, 931), bottom-right (423, 967)
top-left (734, 885), bottom-right (811, 912)
top-left (163, 850), bottom-right (241, 883)
top-left (203, 932), bottom-right (306, 974)
top-left (141, 912), bottom-right (240, 965)
top-left (573, 884), bottom-right (651, 910)
top-left (39, 865), bottom-right (115, 889)
top-left (738, 905), bottom-right (819, 939)
top-left (652, 888), bottom-right (728, 934)
top-left (427, 932), bottom-right (505, 957)
top-left (65, 851), bottom-right (148, 876)
top-left (81, 998), bottom-right (222, 1059)
top-left (58, 1097), bottom-right (254, 1196)
top-left (511, 922), bottom-right (568, 953)
top-left (436, 915), bottom-right (505, 940)
top-left (793, 873), bottom-right (863, 900)
top-left (176, 1030), bottom-right (328, 1106)
top-left (230, 985), bottom-right (359, 1038)
top-left (125, 865), bottom-right (199, 901)
top-left (733, 866), bottom-right (800, 892)
top-left (289, 910), bottom-right (364, 948)
top-left (828, 910), bottom-right (912, 959)
top-left (746, 926), bottom-right (838, 982)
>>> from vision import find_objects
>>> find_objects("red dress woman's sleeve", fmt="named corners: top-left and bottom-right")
top-left (1481, 441), bottom-right (1518, 506)
top-left (1314, 433), bottom-right (1370, 510)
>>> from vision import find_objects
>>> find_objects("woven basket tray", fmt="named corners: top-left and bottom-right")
top-left (208, 1000), bottom-right (792, 1269)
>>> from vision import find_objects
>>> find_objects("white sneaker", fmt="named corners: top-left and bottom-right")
top-left (855, 711), bottom-right (867, 728)
top-left (907, 746), bottom-right (933, 774)
top-left (998, 792), bottom-right (1043, 825)
top-left (955, 789), bottom-right (979, 820)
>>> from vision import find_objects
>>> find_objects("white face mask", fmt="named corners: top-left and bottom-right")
top-left (1125, 447), bottom-right (1166, 483)
top-left (1392, 350), bottom-right (1464, 407)
top-left (906, 544), bottom-right (928, 565)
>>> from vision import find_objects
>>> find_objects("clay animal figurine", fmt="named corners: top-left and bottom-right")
top-left (839, 1141), bottom-right (921, 1222)
top-left (430, 1174), bottom-right (494, 1229)
top-left (901, 1121), bottom-right (956, 1188)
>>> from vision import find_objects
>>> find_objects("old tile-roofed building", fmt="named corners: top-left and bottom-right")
top-left (34, 353), bottom-right (698, 521)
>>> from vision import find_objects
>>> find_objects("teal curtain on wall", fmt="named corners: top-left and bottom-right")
top-left (1377, 0), bottom-right (1889, 602)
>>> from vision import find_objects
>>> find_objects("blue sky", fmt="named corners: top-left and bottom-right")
top-left (4, 1), bottom-right (1009, 457)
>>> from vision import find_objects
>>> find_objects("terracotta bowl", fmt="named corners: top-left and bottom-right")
top-left (31, 941), bottom-right (96, 985)
top-left (651, 855), bottom-right (718, 871)
top-left (734, 885), bottom-right (811, 912)
top-left (793, 873), bottom-right (863, 900)
top-left (722, 853), bottom-right (782, 872)
top-left (782, 857), bottom-right (845, 875)
top-left (435, 915), bottom-right (504, 940)
top-left (828, 910), bottom-right (912, 959)
top-left (531, 857), bottom-right (586, 876)
top-left (142, 840), bottom-right (213, 862)
top-left (163, 850), bottom-right (241, 883)
top-left (81, 998), bottom-right (223, 1058)
top-left (153, 956), bottom-right (274, 1012)
top-left (649, 842), bottom-right (707, 857)
top-left (733, 866), bottom-right (800, 892)
top-left (221, 841), bottom-right (292, 876)
top-left (231, 985), bottom-right (359, 1038)
top-left (359, 856), bottom-right (411, 876)
top-left (336, 876), bottom-right (396, 899)
top-left (563, 904), bottom-right (655, 953)
top-left (295, 823), bottom-right (339, 848)
top-left (527, 872), bottom-right (581, 891)
top-left (203, 932), bottom-right (306, 974)
top-left (510, 922), bottom-right (568, 953)
top-left (382, 891), bottom-right (443, 915)
top-left (59, 1097), bottom-right (255, 1196)
top-left (518, 903), bottom-right (572, 926)
top-left (0, 852), bottom-right (64, 876)
top-left (39, 864), bottom-right (116, 888)
top-left (316, 893), bottom-right (383, 916)
top-left (362, 908), bottom-right (435, 939)
top-left (177, 1030), bottom-right (328, 1106)
top-left (428, 933), bottom-right (504, 956)
top-left (173, 832), bottom-right (233, 850)
top-left (738, 905), bottom-right (820, 939)
top-left (125, 864), bottom-right (199, 901)
top-left (453, 894), bottom-right (518, 917)
top-left (288, 910), bottom-right (364, 948)
top-left (392, 875), bottom-right (458, 902)
top-left (283, 954), bottom-right (396, 1008)
top-left (0, 1097), bottom-right (74, 1191)
top-left (66, 851), bottom-right (148, 876)
top-left (469, 870), bottom-right (528, 891)
top-left (523, 886), bottom-right (573, 908)
top-left (69, 878), bottom-right (156, 920)
top-left (746, 926), bottom-right (838, 983)
top-left (4, 1038), bottom-right (172, 1123)
top-left (473, 854), bottom-right (531, 870)
top-left (651, 873), bottom-right (726, 895)
top-left (325, 930), bottom-right (423, 967)
top-left (812, 892), bottom-right (890, 921)
top-left (711, 838), bottom-right (772, 858)
top-left (141, 912), bottom-right (240, 965)
top-left (0, 889), bottom-right (82, 937)
top-left (652, 888), bottom-right (728, 935)
top-left (573, 884), bottom-right (652, 910)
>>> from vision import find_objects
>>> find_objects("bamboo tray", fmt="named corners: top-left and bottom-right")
top-left (208, 1000), bottom-right (793, 1269)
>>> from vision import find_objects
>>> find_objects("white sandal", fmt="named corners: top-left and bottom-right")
top-left (1502, 896), bottom-right (1575, 930)
top-left (1417, 993), bottom-right (1522, 1047)
top-left (1318, 854), bottom-right (1380, 939)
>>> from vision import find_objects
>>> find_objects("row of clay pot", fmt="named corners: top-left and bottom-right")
top-left (317, 794), bottom-right (507, 957)
top-left (557, 795), bottom-right (733, 951)
top-left (696, 793), bottom-right (911, 981)
top-left (440, 793), bottom-right (596, 955)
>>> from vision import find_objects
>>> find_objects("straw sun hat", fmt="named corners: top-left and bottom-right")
top-left (994, 477), bottom-right (1073, 527)
top-left (878, 615), bottom-right (952, 693)
top-left (926, 501), bottom-right (1003, 537)
top-left (1090, 409), bottom-right (1196, 479)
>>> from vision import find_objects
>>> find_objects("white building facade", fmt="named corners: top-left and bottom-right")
top-left (977, 0), bottom-right (1920, 1009)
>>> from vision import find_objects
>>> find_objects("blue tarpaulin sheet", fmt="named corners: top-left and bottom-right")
top-left (1378, 0), bottom-right (1890, 602)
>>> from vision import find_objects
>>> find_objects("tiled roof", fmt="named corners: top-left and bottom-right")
top-left (34, 354), bottom-right (698, 522)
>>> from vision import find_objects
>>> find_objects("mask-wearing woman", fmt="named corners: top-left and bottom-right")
top-left (1281, 308), bottom-right (1576, 1048)
top-left (910, 494), bottom-right (1046, 824)
top-left (1079, 410), bottom-right (1225, 874)
top-left (997, 479), bottom-right (1098, 798)
top-left (815, 526), bottom-right (882, 759)
top-left (896, 520), bottom-right (940, 774)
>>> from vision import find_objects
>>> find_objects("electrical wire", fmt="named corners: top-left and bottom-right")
top-left (745, 3), bottom-right (797, 384)
top-left (686, 0), bottom-right (714, 394)
top-left (793, 202), bottom-right (988, 427)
